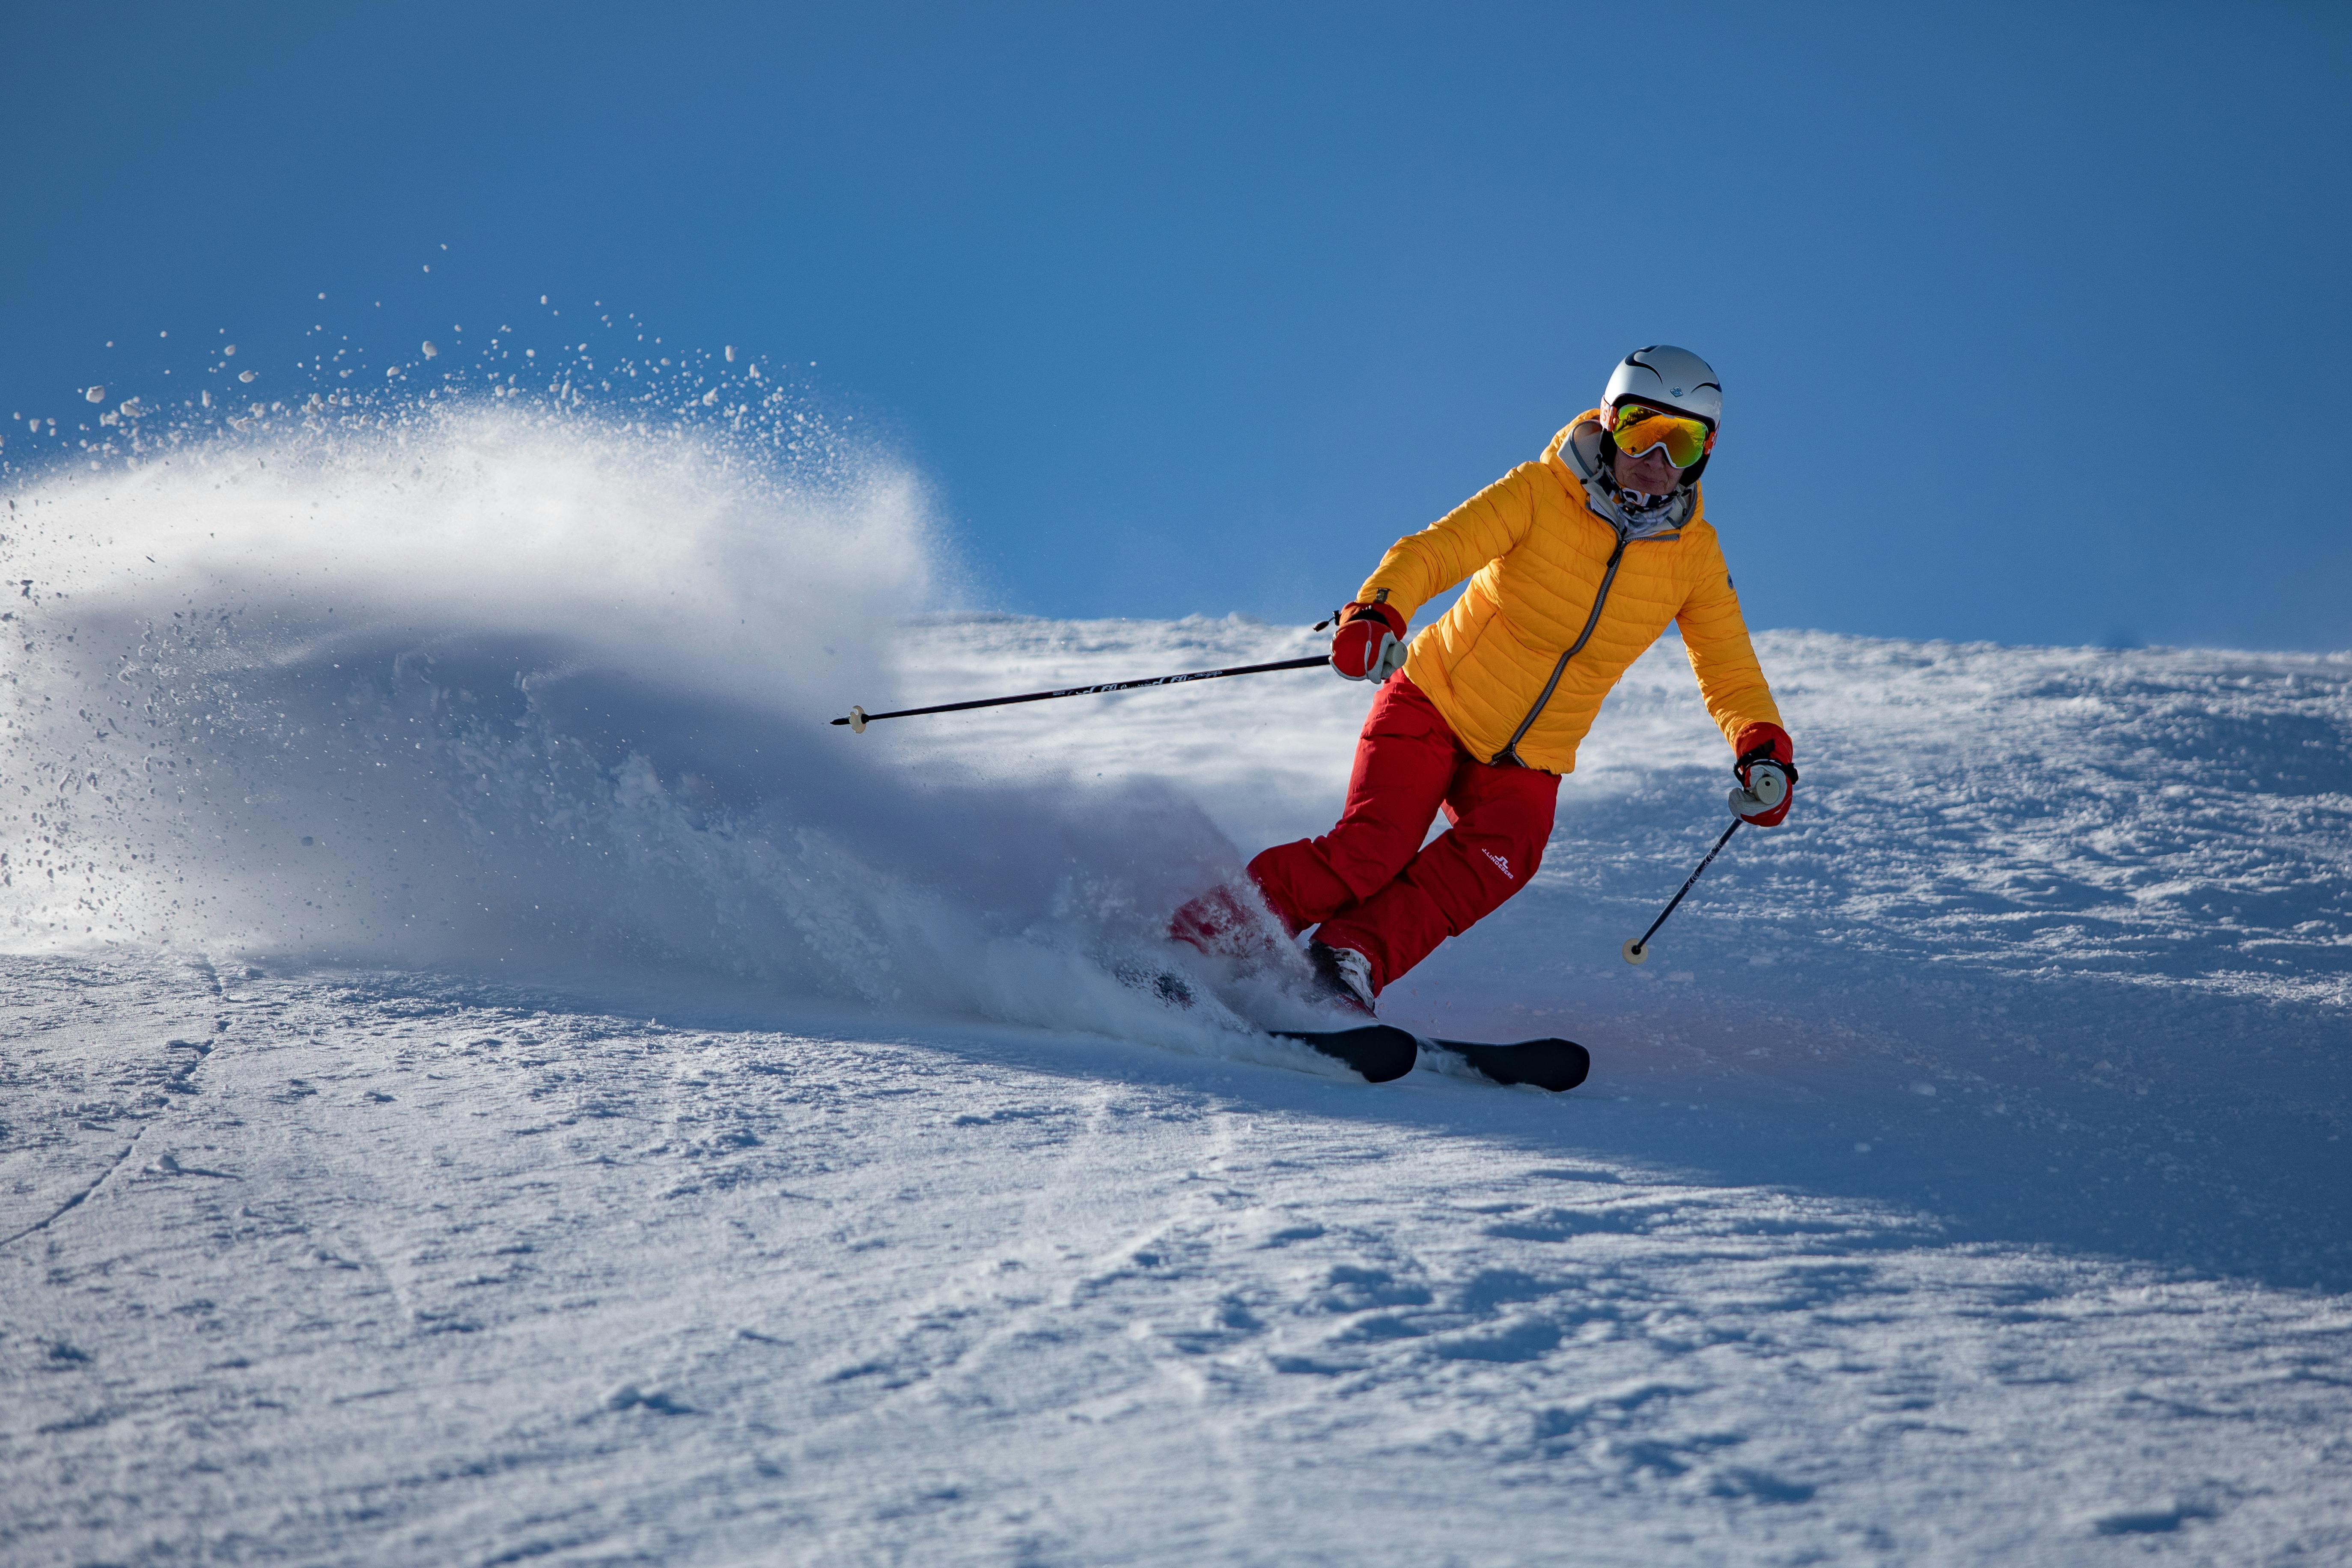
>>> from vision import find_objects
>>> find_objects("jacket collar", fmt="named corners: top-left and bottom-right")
top-left (1549, 412), bottom-right (1695, 541)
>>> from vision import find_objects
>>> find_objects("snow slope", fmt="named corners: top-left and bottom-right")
top-left (3, 400), bottom-right (2348, 1565)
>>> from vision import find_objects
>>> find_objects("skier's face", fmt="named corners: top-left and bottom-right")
top-left (1611, 440), bottom-right (1682, 495)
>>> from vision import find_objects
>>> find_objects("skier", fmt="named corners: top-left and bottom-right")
top-left (1172, 346), bottom-right (1796, 1014)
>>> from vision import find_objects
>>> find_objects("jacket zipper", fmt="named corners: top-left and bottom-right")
top-left (1492, 536), bottom-right (1629, 767)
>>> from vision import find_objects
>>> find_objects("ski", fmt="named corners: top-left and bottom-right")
top-left (1271, 1025), bottom-right (1420, 1084)
top-left (1114, 964), bottom-right (1580, 1090)
top-left (1420, 1036), bottom-right (1590, 1093)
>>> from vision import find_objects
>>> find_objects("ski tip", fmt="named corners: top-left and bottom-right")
top-left (1428, 1037), bottom-right (1591, 1093)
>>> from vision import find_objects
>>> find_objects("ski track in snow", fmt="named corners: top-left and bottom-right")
top-left (3, 410), bottom-right (2349, 1563)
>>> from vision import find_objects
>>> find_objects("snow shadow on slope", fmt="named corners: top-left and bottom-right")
top-left (847, 618), bottom-right (2352, 1293)
top-left (1377, 634), bottom-right (2352, 1292)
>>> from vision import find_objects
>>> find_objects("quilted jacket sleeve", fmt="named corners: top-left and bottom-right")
top-left (1676, 529), bottom-right (1785, 750)
top-left (1354, 462), bottom-right (1541, 622)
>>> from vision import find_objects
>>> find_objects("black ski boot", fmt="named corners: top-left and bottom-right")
top-left (1306, 940), bottom-right (1378, 1016)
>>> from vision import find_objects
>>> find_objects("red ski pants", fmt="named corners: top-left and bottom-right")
top-left (1247, 674), bottom-right (1559, 995)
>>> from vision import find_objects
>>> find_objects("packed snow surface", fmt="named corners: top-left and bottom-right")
top-left (3, 401), bottom-right (2348, 1565)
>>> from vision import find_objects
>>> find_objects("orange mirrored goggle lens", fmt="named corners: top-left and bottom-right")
top-left (1609, 404), bottom-right (1713, 469)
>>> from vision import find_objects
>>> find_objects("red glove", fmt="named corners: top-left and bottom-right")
top-left (1329, 601), bottom-right (1408, 682)
top-left (1730, 721), bottom-right (1797, 827)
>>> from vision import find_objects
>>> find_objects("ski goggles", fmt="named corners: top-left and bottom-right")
top-left (1608, 402), bottom-right (1715, 469)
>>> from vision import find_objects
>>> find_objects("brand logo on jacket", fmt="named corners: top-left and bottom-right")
top-left (1482, 849), bottom-right (1514, 881)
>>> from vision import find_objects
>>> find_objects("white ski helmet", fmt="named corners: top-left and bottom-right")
top-left (1603, 345), bottom-right (1721, 428)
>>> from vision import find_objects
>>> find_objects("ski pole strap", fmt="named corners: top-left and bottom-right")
top-left (831, 654), bottom-right (1328, 729)
top-left (1632, 818), bottom-right (1741, 952)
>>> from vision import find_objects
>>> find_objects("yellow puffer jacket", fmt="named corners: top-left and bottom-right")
top-left (1358, 410), bottom-right (1783, 774)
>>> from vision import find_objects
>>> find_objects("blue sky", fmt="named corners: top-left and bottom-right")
top-left (7, 3), bottom-right (2348, 650)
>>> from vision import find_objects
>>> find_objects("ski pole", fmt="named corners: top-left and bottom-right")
top-left (1621, 819), bottom-right (1741, 966)
top-left (831, 654), bottom-right (1328, 732)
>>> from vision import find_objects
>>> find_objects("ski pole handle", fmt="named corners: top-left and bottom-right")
top-left (1729, 766), bottom-right (1787, 818)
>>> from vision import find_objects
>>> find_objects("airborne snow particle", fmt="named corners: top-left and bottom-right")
top-left (239, 371), bottom-right (256, 384)
top-left (725, 346), bottom-right (736, 363)
top-left (224, 344), bottom-right (236, 356)
top-left (421, 342), bottom-right (439, 359)
top-left (86, 387), bottom-right (105, 403)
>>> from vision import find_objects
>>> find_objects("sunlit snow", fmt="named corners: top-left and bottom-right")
top-left (2, 393), bottom-right (2346, 1564)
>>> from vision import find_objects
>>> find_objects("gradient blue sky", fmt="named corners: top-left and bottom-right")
top-left (7, 3), bottom-right (2348, 649)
